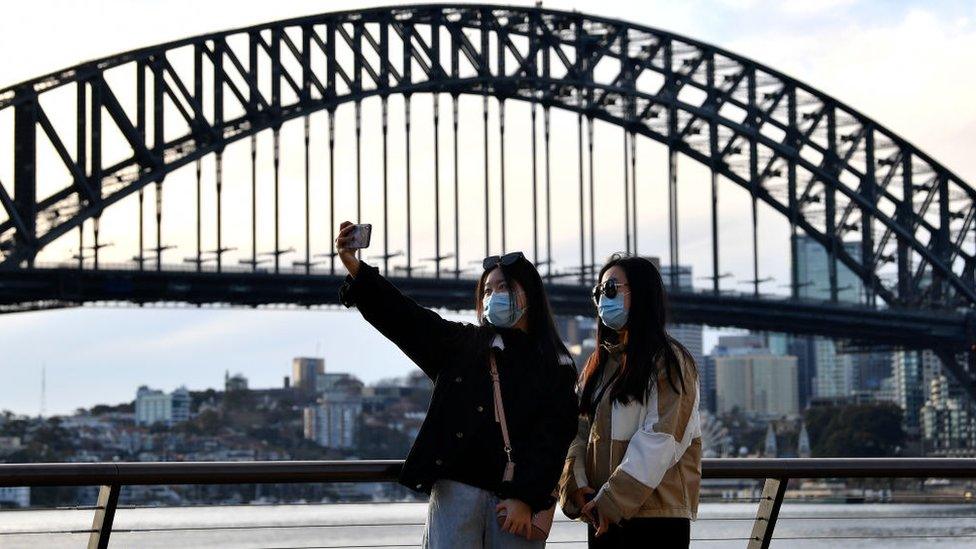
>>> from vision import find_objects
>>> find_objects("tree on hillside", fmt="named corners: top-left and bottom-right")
top-left (805, 403), bottom-right (905, 457)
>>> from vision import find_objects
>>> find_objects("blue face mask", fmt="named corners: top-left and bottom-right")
top-left (598, 294), bottom-right (629, 331)
top-left (483, 292), bottom-right (525, 328)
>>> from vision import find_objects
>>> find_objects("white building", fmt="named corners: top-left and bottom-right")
top-left (0, 486), bottom-right (29, 508)
top-left (135, 385), bottom-right (191, 427)
top-left (813, 338), bottom-right (857, 399)
top-left (304, 391), bottom-right (363, 450)
top-left (715, 353), bottom-right (799, 417)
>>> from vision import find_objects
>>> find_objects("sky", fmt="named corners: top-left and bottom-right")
top-left (1, 0), bottom-right (975, 416)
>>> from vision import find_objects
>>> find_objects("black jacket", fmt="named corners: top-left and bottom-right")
top-left (339, 261), bottom-right (579, 511)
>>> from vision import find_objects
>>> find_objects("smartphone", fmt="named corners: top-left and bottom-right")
top-left (348, 224), bottom-right (372, 249)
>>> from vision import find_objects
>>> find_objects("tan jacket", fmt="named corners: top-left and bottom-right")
top-left (558, 341), bottom-right (702, 523)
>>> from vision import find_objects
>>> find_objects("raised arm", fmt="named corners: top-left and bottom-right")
top-left (335, 221), bottom-right (475, 379)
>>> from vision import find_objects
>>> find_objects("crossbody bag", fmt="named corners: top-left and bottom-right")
top-left (489, 349), bottom-right (556, 541)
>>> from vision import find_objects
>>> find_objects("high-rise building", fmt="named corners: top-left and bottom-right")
top-left (659, 263), bottom-right (703, 369)
top-left (921, 373), bottom-right (976, 456)
top-left (701, 355), bottom-right (717, 413)
top-left (893, 349), bottom-right (942, 435)
top-left (170, 387), bottom-right (190, 424)
top-left (795, 235), bottom-right (863, 303)
top-left (786, 335), bottom-right (817, 409)
top-left (765, 333), bottom-right (789, 357)
top-left (794, 235), bottom-right (897, 405)
top-left (669, 324), bottom-right (704, 369)
top-left (303, 374), bottom-right (363, 450)
top-left (293, 357), bottom-right (325, 391)
top-left (814, 338), bottom-right (857, 399)
top-left (854, 350), bottom-right (894, 393)
top-left (135, 385), bottom-right (190, 426)
top-left (715, 353), bottom-right (799, 417)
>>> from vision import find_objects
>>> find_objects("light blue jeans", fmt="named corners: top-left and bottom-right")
top-left (422, 479), bottom-right (546, 549)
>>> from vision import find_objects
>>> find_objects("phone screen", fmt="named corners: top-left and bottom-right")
top-left (349, 224), bottom-right (372, 249)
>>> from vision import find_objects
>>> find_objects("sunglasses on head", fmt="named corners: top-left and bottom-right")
top-left (591, 278), bottom-right (629, 306)
top-left (482, 251), bottom-right (526, 271)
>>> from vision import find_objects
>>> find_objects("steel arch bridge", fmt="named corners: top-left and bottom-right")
top-left (1, 4), bottom-right (975, 396)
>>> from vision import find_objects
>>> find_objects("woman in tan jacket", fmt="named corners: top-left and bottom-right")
top-left (559, 254), bottom-right (702, 548)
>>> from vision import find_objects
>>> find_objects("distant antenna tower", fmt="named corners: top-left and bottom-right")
top-left (40, 365), bottom-right (46, 418)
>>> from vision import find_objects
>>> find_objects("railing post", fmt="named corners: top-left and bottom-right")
top-left (88, 484), bottom-right (121, 549)
top-left (747, 477), bottom-right (788, 549)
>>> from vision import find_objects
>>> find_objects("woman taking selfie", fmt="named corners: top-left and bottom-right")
top-left (335, 221), bottom-right (578, 549)
top-left (559, 254), bottom-right (702, 548)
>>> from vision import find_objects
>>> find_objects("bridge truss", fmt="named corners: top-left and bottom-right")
top-left (1, 4), bottom-right (975, 396)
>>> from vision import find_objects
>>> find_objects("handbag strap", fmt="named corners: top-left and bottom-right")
top-left (489, 348), bottom-right (516, 482)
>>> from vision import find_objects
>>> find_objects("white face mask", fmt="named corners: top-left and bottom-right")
top-left (483, 292), bottom-right (525, 328)
top-left (598, 293), bottom-right (629, 330)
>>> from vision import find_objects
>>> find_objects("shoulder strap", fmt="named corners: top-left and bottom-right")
top-left (489, 349), bottom-right (516, 482)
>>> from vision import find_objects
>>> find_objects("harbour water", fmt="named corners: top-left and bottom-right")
top-left (1, 502), bottom-right (974, 548)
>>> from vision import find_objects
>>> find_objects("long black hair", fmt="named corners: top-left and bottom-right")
top-left (475, 256), bottom-right (574, 372)
top-left (579, 254), bottom-right (696, 417)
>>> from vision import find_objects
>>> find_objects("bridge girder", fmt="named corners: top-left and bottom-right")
top-left (1, 5), bottom-right (972, 309)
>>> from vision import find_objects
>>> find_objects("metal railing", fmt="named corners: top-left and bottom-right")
top-left (2, 458), bottom-right (976, 548)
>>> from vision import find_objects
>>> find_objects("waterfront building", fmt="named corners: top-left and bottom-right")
top-left (135, 385), bottom-right (190, 427)
top-left (304, 370), bottom-right (365, 450)
top-left (814, 339), bottom-right (857, 399)
top-left (304, 391), bottom-right (363, 450)
top-left (893, 349), bottom-right (943, 435)
top-left (715, 349), bottom-right (799, 417)
top-left (921, 372), bottom-right (976, 457)
top-left (292, 357), bottom-right (325, 391)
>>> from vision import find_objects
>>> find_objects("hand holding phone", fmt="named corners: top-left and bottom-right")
top-left (335, 222), bottom-right (369, 277)
top-left (347, 223), bottom-right (372, 249)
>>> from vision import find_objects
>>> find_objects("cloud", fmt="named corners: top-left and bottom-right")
top-left (777, 0), bottom-right (859, 15)
top-left (713, 0), bottom-right (859, 15)
top-left (724, 6), bottom-right (976, 182)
